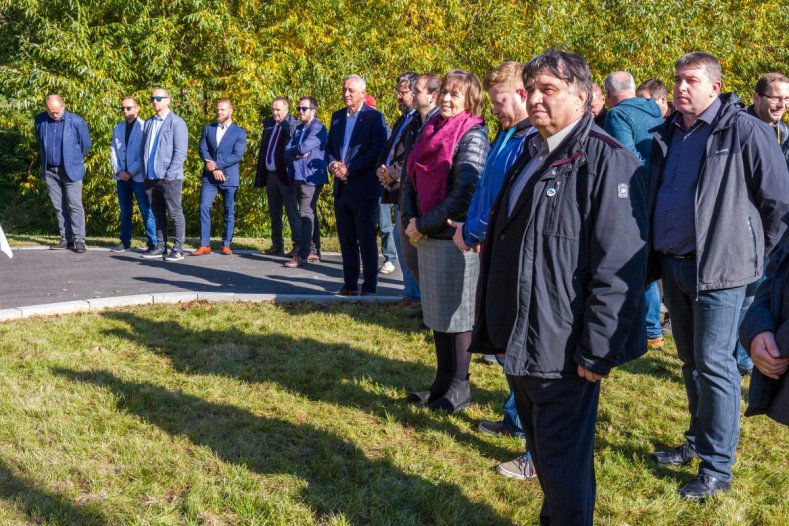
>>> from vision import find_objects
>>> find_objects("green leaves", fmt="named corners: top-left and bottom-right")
top-left (1, 0), bottom-right (787, 236)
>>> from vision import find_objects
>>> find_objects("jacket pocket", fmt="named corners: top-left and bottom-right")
top-left (543, 175), bottom-right (580, 240)
top-left (747, 216), bottom-right (758, 273)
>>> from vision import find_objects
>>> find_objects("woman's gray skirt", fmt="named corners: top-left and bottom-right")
top-left (417, 238), bottom-right (480, 332)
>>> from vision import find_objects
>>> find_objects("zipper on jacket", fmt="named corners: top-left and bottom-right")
top-left (747, 216), bottom-right (758, 273)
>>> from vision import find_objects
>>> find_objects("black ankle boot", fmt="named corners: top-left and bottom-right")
top-left (406, 373), bottom-right (453, 405)
top-left (427, 378), bottom-right (471, 413)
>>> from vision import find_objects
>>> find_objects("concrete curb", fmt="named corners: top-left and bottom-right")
top-left (0, 292), bottom-right (402, 321)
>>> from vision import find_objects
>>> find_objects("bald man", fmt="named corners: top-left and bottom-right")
top-left (34, 94), bottom-right (92, 253)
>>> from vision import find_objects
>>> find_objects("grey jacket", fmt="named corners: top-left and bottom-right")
top-left (141, 111), bottom-right (189, 180)
top-left (647, 93), bottom-right (789, 290)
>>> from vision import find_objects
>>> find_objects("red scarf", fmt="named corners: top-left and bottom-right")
top-left (407, 111), bottom-right (484, 215)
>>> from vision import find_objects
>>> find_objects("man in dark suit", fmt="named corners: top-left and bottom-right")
top-left (326, 74), bottom-right (388, 296)
top-left (255, 97), bottom-right (300, 256)
top-left (193, 99), bottom-right (248, 256)
top-left (34, 94), bottom-right (92, 253)
top-left (140, 88), bottom-right (189, 261)
top-left (472, 50), bottom-right (648, 525)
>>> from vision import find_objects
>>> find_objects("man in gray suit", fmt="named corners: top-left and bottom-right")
top-left (141, 88), bottom-right (189, 261)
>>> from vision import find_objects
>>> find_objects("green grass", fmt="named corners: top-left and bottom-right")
top-left (0, 302), bottom-right (786, 525)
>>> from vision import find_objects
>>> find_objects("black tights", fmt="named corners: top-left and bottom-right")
top-left (433, 330), bottom-right (472, 380)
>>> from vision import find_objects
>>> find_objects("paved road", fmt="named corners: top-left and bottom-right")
top-left (0, 247), bottom-right (404, 309)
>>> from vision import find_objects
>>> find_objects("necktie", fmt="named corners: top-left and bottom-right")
top-left (266, 125), bottom-right (281, 167)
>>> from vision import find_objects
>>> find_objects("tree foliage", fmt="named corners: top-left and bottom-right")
top-left (0, 0), bottom-right (787, 236)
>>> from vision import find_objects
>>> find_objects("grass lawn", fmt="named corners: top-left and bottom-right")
top-left (0, 302), bottom-right (786, 525)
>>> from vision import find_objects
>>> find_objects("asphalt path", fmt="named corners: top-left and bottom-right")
top-left (0, 247), bottom-right (404, 310)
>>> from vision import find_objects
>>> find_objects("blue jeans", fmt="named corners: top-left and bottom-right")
top-left (645, 281), bottom-right (663, 339)
top-left (496, 354), bottom-right (525, 440)
top-left (378, 200), bottom-right (397, 264)
top-left (117, 179), bottom-right (156, 247)
top-left (199, 183), bottom-right (237, 247)
top-left (392, 205), bottom-right (420, 301)
top-left (661, 255), bottom-right (744, 483)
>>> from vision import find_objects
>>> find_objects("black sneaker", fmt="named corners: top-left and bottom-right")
top-left (50, 239), bottom-right (69, 250)
top-left (141, 247), bottom-right (165, 259)
top-left (164, 249), bottom-right (184, 262)
top-left (110, 242), bottom-right (130, 252)
top-left (74, 241), bottom-right (86, 253)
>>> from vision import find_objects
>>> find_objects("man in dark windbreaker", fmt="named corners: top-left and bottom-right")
top-left (647, 52), bottom-right (789, 501)
top-left (471, 49), bottom-right (648, 526)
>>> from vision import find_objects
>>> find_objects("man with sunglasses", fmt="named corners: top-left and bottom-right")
top-left (141, 88), bottom-right (189, 261)
top-left (109, 97), bottom-right (156, 252)
top-left (34, 94), bottom-right (92, 253)
top-left (283, 97), bottom-right (328, 267)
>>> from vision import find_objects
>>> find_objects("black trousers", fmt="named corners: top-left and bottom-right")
top-left (509, 374), bottom-right (601, 526)
top-left (334, 194), bottom-right (378, 293)
top-left (295, 182), bottom-right (322, 259)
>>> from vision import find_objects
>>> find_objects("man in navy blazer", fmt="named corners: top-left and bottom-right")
top-left (193, 100), bottom-right (248, 256)
top-left (140, 88), bottom-right (189, 261)
top-left (34, 94), bottom-right (92, 253)
top-left (326, 74), bottom-right (388, 295)
top-left (109, 96), bottom-right (157, 252)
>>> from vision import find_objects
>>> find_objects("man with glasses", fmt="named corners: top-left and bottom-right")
top-left (376, 71), bottom-right (420, 304)
top-left (283, 97), bottom-right (328, 268)
top-left (109, 97), bottom-right (156, 252)
top-left (193, 99), bottom-right (248, 256)
top-left (34, 94), bottom-right (92, 253)
top-left (141, 88), bottom-right (189, 261)
top-left (749, 72), bottom-right (789, 163)
top-left (255, 97), bottom-right (300, 256)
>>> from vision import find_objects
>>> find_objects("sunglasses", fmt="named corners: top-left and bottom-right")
top-left (297, 106), bottom-right (314, 112)
top-left (150, 96), bottom-right (169, 102)
top-left (119, 106), bottom-right (137, 111)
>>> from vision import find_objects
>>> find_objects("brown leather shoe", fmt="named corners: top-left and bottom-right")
top-left (307, 251), bottom-right (320, 263)
top-left (192, 246), bottom-right (212, 256)
top-left (221, 246), bottom-right (232, 255)
top-left (283, 255), bottom-right (306, 268)
top-left (396, 298), bottom-right (417, 308)
top-left (337, 288), bottom-right (358, 296)
top-left (262, 246), bottom-right (285, 256)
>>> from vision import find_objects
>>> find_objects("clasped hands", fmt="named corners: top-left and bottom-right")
top-left (376, 164), bottom-right (394, 188)
top-left (205, 160), bottom-right (226, 182)
top-left (329, 161), bottom-right (348, 182)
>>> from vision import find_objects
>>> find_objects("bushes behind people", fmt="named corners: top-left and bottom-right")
top-left (0, 0), bottom-right (786, 236)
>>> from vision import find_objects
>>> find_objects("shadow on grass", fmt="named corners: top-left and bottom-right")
top-left (618, 351), bottom-right (683, 383)
top-left (0, 459), bottom-right (108, 525)
top-left (98, 307), bottom-right (514, 460)
top-left (54, 367), bottom-right (512, 525)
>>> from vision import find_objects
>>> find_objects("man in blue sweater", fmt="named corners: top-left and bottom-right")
top-left (604, 71), bottom-right (666, 350)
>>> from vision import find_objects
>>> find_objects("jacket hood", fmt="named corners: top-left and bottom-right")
top-left (616, 97), bottom-right (662, 118)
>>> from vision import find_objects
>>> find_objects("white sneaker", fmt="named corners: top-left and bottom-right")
top-left (379, 261), bottom-right (396, 274)
top-left (496, 453), bottom-right (537, 480)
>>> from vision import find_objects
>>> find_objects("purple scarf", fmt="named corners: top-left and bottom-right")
top-left (407, 111), bottom-right (484, 215)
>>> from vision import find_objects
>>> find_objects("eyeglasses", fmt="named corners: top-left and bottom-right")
top-left (296, 106), bottom-right (314, 112)
top-left (150, 96), bottom-right (169, 102)
top-left (119, 106), bottom-right (137, 111)
top-left (758, 93), bottom-right (789, 104)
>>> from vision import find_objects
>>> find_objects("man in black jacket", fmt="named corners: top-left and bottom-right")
top-left (648, 53), bottom-right (789, 501)
top-left (472, 49), bottom-right (647, 525)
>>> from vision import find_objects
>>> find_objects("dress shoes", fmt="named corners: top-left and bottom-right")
top-left (74, 241), bottom-right (86, 253)
top-left (395, 298), bottom-right (418, 308)
top-left (283, 255), bottom-right (306, 268)
top-left (221, 246), bottom-right (232, 255)
top-left (192, 246), bottom-right (212, 256)
top-left (50, 239), bottom-right (73, 250)
top-left (337, 288), bottom-right (359, 296)
top-left (679, 474), bottom-right (731, 501)
top-left (307, 251), bottom-right (320, 263)
top-left (262, 246), bottom-right (285, 256)
top-left (651, 442), bottom-right (698, 466)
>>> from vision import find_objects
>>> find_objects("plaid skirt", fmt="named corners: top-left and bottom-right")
top-left (417, 238), bottom-right (480, 332)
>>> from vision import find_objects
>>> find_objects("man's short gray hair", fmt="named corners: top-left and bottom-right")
top-left (344, 74), bottom-right (367, 91)
top-left (604, 71), bottom-right (635, 95)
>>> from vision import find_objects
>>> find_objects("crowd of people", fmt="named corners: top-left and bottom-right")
top-left (32, 48), bottom-right (789, 525)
